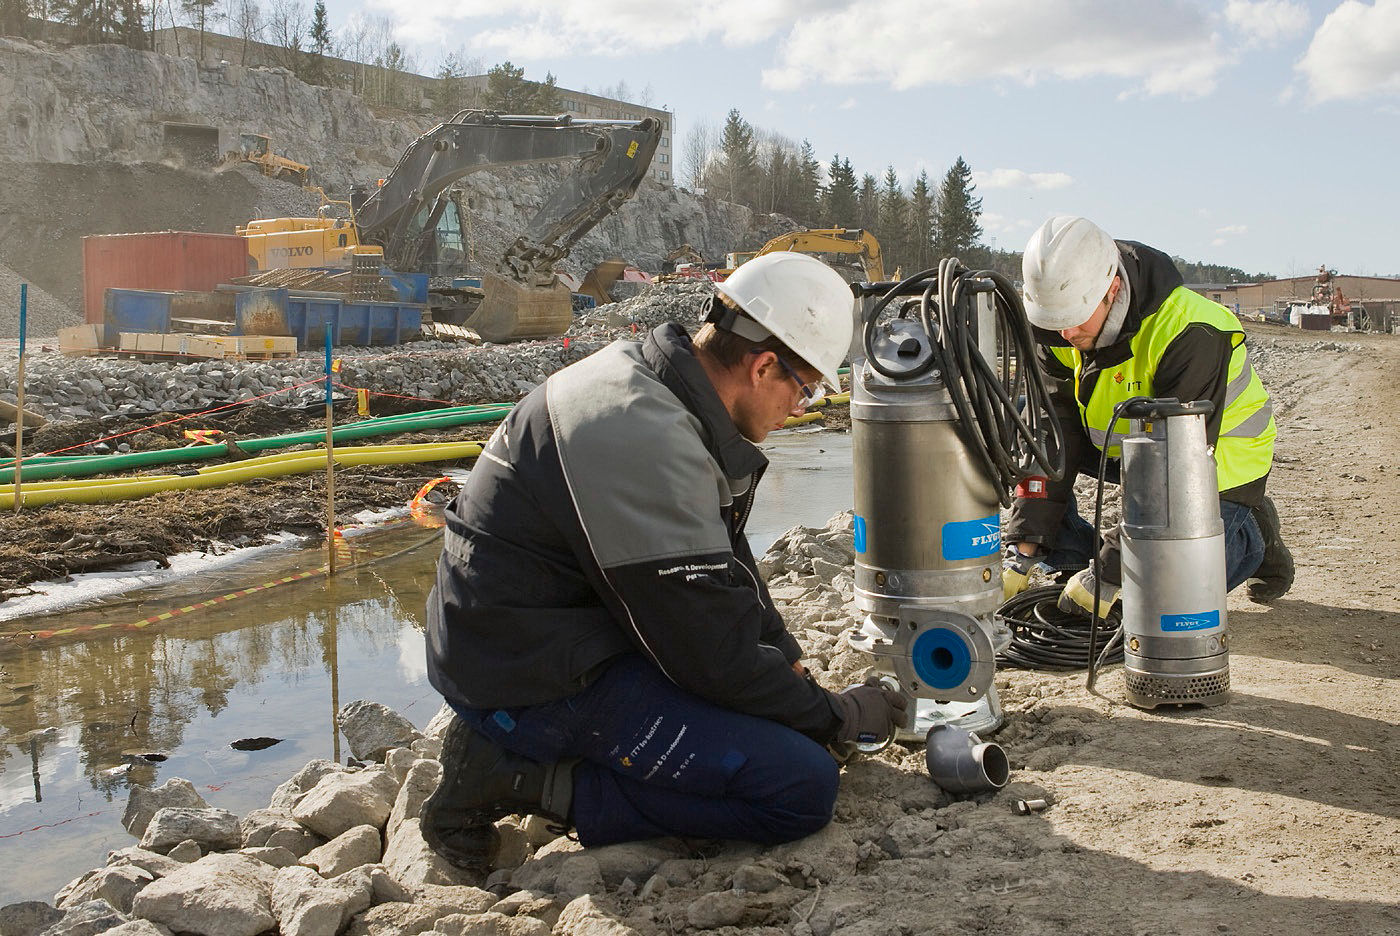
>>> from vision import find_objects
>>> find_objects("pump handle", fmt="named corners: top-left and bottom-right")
top-left (1119, 397), bottom-right (1215, 420)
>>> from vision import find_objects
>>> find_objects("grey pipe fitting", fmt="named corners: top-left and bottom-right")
top-left (924, 724), bottom-right (1009, 793)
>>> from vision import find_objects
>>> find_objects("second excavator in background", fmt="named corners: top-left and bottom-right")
top-left (239, 111), bottom-right (661, 342)
top-left (741, 228), bottom-right (887, 282)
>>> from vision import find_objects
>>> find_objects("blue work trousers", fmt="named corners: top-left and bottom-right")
top-left (1045, 496), bottom-right (1265, 592)
top-left (451, 654), bottom-right (839, 848)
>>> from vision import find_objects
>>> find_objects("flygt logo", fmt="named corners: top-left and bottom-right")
top-left (269, 246), bottom-right (315, 258)
top-left (941, 514), bottom-right (1001, 561)
top-left (1161, 610), bottom-right (1220, 632)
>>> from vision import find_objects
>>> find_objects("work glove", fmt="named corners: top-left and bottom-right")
top-left (1002, 546), bottom-right (1043, 602)
top-left (1056, 568), bottom-right (1121, 619)
top-left (834, 676), bottom-right (910, 745)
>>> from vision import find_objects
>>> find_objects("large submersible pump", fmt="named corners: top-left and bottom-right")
top-left (846, 259), bottom-right (1064, 745)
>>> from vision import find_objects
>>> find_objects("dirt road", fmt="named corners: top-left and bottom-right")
top-left (782, 324), bottom-right (1399, 936)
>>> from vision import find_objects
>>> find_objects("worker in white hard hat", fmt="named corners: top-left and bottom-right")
top-left (421, 252), bottom-right (906, 872)
top-left (1003, 216), bottom-right (1294, 617)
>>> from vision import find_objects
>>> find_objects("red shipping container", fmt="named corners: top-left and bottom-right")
top-left (83, 232), bottom-right (250, 325)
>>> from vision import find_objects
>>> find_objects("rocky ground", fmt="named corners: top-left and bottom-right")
top-left (0, 315), bottom-right (1396, 935)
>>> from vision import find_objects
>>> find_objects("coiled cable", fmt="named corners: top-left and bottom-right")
top-left (996, 585), bottom-right (1124, 670)
top-left (860, 259), bottom-right (1065, 505)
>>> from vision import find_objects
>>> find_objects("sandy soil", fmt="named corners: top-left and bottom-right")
top-left (3, 325), bottom-right (1398, 936)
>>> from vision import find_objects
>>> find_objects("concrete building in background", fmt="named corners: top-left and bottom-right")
top-left (149, 26), bottom-right (673, 187)
top-left (1188, 273), bottom-right (1400, 332)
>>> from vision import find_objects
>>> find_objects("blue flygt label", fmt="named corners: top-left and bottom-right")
top-left (1160, 610), bottom-right (1220, 632)
top-left (853, 514), bottom-right (867, 554)
top-left (941, 514), bottom-right (1001, 561)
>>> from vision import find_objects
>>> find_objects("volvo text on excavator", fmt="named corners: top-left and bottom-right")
top-left (239, 111), bottom-right (661, 342)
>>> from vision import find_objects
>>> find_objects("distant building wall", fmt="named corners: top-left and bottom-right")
top-left (1189, 274), bottom-right (1400, 315)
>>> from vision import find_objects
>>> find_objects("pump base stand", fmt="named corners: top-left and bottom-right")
top-left (894, 684), bottom-right (1005, 741)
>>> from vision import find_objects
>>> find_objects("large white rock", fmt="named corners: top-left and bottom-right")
top-left (104, 847), bottom-right (182, 880)
top-left (292, 770), bottom-right (398, 840)
top-left (34, 899), bottom-right (129, 935)
top-left (269, 866), bottom-right (373, 936)
top-left (129, 853), bottom-right (276, 936)
top-left (138, 808), bottom-right (242, 854)
top-left (122, 779), bottom-right (210, 838)
top-left (379, 818), bottom-right (475, 887)
top-left (553, 895), bottom-right (641, 936)
top-left (300, 825), bottom-right (382, 879)
top-left (54, 865), bottom-right (154, 914)
top-left (386, 759), bottom-right (441, 840)
top-left (433, 911), bottom-right (550, 936)
top-left (339, 701), bottom-right (421, 762)
top-left (270, 760), bottom-right (350, 811)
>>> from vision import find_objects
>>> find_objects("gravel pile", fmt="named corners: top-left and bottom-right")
top-left (0, 283), bottom-right (715, 425)
top-left (0, 266), bottom-right (80, 341)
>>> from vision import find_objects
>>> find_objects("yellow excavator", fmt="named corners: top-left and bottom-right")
top-left (733, 228), bottom-right (886, 282)
top-left (238, 112), bottom-right (661, 342)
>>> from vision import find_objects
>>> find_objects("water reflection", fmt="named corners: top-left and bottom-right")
top-left (0, 528), bottom-right (444, 905)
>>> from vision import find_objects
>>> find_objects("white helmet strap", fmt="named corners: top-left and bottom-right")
top-left (703, 295), bottom-right (772, 344)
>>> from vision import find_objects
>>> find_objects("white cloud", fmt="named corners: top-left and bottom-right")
top-left (974, 168), bottom-right (1073, 190)
top-left (1296, 0), bottom-right (1400, 102)
top-left (980, 212), bottom-right (1034, 236)
top-left (838, 97), bottom-right (857, 110)
top-left (1211, 238), bottom-right (1228, 246)
top-left (1215, 224), bottom-right (1248, 236)
top-left (762, 0), bottom-right (1229, 97)
top-left (368, 0), bottom-right (821, 53)
top-left (1223, 0), bottom-right (1309, 46)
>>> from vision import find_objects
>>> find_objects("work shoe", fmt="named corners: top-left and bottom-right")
top-left (419, 715), bottom-right (575, 872)
top-left (1247, 496), bottom-right (1294, 602)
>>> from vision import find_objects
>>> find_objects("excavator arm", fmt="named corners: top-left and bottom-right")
top-left (753, 228), bottom-right (886, 282)
top-left (353, 111), bottom-right (661, 341)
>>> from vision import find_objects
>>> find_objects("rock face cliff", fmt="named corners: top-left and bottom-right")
top-left (0, 37), bottom-right (793, 336)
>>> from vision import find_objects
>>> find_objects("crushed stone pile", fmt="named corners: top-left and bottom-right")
top-left (0, 266), bottom-right (76, 341)
top-left (0, 283), bottom-right (711, 427)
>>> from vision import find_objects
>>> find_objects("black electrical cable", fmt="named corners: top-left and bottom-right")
top-left (996, 585), bottom-right (1123, 670)
top-left (860, 259), bottom-right (1066, 505)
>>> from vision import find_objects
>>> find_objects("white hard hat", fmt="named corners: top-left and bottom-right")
top-left (713, 252), bottom-right (853, 389)
top-left (1022, 216), bottom-right (1120, 330)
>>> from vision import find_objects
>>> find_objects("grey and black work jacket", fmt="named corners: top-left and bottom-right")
top-left (426, 323), bottom-right (847, 744)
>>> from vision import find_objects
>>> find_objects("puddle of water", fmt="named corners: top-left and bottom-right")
top-left (0, 429), bottom-right (853, 905)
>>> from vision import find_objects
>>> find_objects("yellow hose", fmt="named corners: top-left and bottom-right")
top-left (3, 393), bottom-right (850, 507)
top-left (0, 442), bottom-right (482, 508)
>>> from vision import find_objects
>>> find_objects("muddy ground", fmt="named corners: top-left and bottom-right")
top-left (3, 323), bottom-right (1398, 936)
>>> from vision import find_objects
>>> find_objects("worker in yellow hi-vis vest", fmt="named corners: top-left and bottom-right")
top-left (1001, 216), bottom-right (1293, 617)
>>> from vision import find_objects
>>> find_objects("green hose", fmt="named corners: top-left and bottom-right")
top-left (0, 403), bottom-right (515, 483)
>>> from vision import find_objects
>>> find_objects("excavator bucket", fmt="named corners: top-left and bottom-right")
top-left (466, 273), bottom-right (574, 343)
top-left (578, 260), bottom-right (630, 306)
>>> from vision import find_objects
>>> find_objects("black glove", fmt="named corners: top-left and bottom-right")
top-left (834, 676), bottom-right (910, 745)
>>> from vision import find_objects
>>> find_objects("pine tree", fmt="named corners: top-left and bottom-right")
top-left (530, 71), bottom-right (561, 113)
top-left (182, 0), bottom-right (219, 58)
top-left (305, 0), bottom-right (332, 85)
top-left (719, 108), bottom-right (758, 206)
top-left (909, 169), bottom-right (935, 272)
top-left (879, 166), bottom-right (909, 275)
top-left (1, 0), bottom-right (32, 37)
top-left (790, 139), bottom-right (823, 225)
top-left (482, 61), bottom-right (530, 111)
top-left (824, 155), bottom-right (858, 226)
top-left (933, 156), bottom-right (983, 258)
top-left (57, 0), bottom-right (148, 45)
top-left (857, 173), bottom-right (879, 231)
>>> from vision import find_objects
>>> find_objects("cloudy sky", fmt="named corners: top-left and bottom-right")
top-left (333, 0), bottom-right (1400, 277)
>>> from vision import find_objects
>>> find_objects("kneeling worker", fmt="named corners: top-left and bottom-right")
top-left (1003, 216), bottom-right (1294, 615)
top-left (421, 252), bottom-right (907, 871)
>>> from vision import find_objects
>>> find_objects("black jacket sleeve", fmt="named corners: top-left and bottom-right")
top-left (1004, 343), bottom-right (1089, 551)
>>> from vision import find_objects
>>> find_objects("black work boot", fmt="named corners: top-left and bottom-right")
top-left (419, 715), bottom-right (575, 872)
top-left (1247, 496), bottom-right (1294, 602)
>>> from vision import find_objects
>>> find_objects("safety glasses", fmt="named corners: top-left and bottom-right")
top-left (761, 352), bottom-right (834, 408)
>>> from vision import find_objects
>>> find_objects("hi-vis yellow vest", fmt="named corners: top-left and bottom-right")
top-left (1050, 286), bottom-right (1274, 491)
